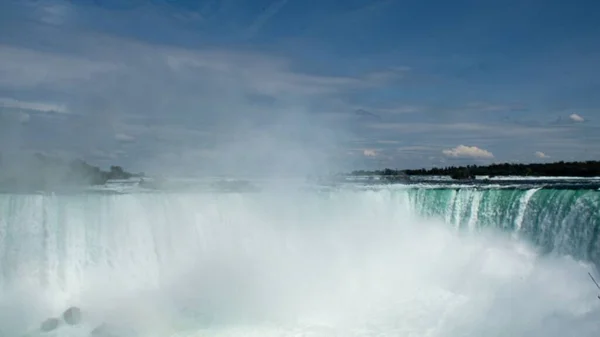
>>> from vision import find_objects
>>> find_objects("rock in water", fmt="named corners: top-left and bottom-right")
top-left (90, 323), bottom-right (120, 337)
top-left (90, 324), bottom-right (106, 336)
top-left (40, 318), bottom-right (60, 332)
top-left (63, 306), bottom-right (82, 325)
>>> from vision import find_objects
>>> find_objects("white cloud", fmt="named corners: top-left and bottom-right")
top-left (442, 145), bottom-right (494, 159)
top-left (33, 1), bottom-right (73, 25)
top-left (397, 145), bottom-right (436, 153)
top-left (535, 151), bottom-right (549, 158)
top-left (0, 97), bottom-right (68, 113)
top-left (363, 149), bottom-right (377, 157)
top-left (2, 0), bottom-right (597, 172)
top-left (386, 105), bottom-right (422, 114)
top-left (115, 133), bottom-right (135, 143)
top-left (362, 67), bottom-right (411, 84)
top-left (367, 122), bottom-right (560, 137)
top-left (0, 37), bottom-right (396, 111)
top-left (244, 0), bottom-right (290, 38)
top-left (164, 49), bottom-right (397, 98)
top-left (465, 102), bottom-right (525, 112)
top-left (90, 149), bottom-right (122, 160)
top-left (0, 45), bottom-right (118, 89)
top-left (0, 36), bottom-right (366, 173)
top-left (19, 112), bottom-right (31, 124)
top-left (0, 20), bottom-right (416, 174)
top-left (366, 104), bottom-right (422, 115)
top-left (569, 113), bottom-right (584, 122)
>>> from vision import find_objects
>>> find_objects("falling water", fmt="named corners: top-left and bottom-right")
top-left (0, 185), bottom-right (599, 336)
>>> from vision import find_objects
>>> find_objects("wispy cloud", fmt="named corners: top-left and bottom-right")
top-left (353, 104), bottom-right (423, 117)
top-left (396, 145), bottom-right (437, 153)
top-left (465, 102), bottom-right (528, 113)
top-left (1, 0), bottom-right (599, 171)
top-left (361, 66), bottom-right (411, 84)
top-left (164, 47), bottom-right (399, 98)
top-left (115, 133), bottom-right (135, 143)
top-left (366, 122), bottom-right (558, 136)
top-left (0, 45), bottom-right (118, 89)
top-left (0, 29), bottom-right (387, 174)
top-left (0, 97), bottom-right (68, 113)
top-left (244, 0), bottom-right (290, 38)
top-left (32, 1), bottom-right (73, 25)
top-left (354, 109), bottom-right (382, 121)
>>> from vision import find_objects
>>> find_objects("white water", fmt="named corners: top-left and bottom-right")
top-left (0, 188), bottom-right (599, 336)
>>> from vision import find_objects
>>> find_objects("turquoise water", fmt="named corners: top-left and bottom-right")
top-left (0, 183), bottom-right (599, 336)
top-left (406, 187), bottom-right (600, 264)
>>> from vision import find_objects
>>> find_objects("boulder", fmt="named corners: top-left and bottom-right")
top-left (90, 323), bottom-right (120, 337)
top-left (40, 317), bottom-right (60, 332)
top-left (62, 306), bottom-right (82, 325)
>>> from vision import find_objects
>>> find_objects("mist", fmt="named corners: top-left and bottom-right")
top-left (0, 24), bottom-right (366, 180)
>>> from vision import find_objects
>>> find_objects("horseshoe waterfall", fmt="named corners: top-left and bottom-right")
top-left (1, 182), bottom-right (599, 336)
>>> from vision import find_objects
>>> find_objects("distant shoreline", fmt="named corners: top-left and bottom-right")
top-left (2, 154), bottom-right (599, 191)
top-left (0, 153), bottom-right (143, 191)
top-left (347, 160), bottom-right (600, 180)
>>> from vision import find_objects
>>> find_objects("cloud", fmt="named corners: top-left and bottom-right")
top-left (366, 122), bottom-right (559, 138)
top-left (569, 113), bottom-right (585, 122)
top-left (353, 116), bottom-right (596, 166)
top-left (384, 105), bottom-right (423, 114)
top-left (550, 113), bottom-right (587, 126)
top-left (2, 0), bottom-right (598, 172)
top-left (0, 31), bottom-right (397, 174)
top-left (535, 151), bottom-right (549, 158)
top-left (465, 102), bottom-right (527, 113)
top-left (90, 149), bottom-right (125, 161)
top-left (164, 49), bottom-right (399, 98)
top-left (363, 149), bottom-right (377, 157)
top-left (0, 42), bottom-right (348, 99)
top-left (19, 112), bottom-right (31, 124)
top-left (33, 1), bottom-right (73, 25)
top-left (362, 66), bottom-right (411, 84)
top-left (115, 133), bottom-right (135, 143)
top-left (397, 145), bottom-right (437, 153)
top-left (0, 97), bottom-right (68, 113)
top-left (355, 105), bottom-right (423, 116)
top-left (354, 109), bottom-right (381, 120)
top-left (244, 0), bottom-right (290, 38)
top-left (442, 145), bottom-right (494, 159)
top-left (0, 45), bottom-right (118, 89)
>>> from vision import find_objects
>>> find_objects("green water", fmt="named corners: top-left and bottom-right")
top-left (406, 187), bottom-right (600, 264)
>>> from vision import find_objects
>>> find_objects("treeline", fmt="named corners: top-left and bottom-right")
top-left (349, 160), bottom-right (600, 180)
top-left (68, 160), bottom-right (143, 184)
top-left (348, 168), bottom-right (408, 176)
top-left (405, 161), bottom-right (600, 179)
top-left (0, 153), bottom-right (143, 190)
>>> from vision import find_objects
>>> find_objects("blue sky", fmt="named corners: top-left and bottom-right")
top-left (0, 0), bottom-right (599, 175)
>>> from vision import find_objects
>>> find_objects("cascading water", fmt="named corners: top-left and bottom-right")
top-left (0, 185), bottom-right (599, 336)
top-left (407, 187), bottom-right (600, 263)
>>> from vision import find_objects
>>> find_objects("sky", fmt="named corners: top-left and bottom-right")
top-left (0, 0), bottom-right (599, 176)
